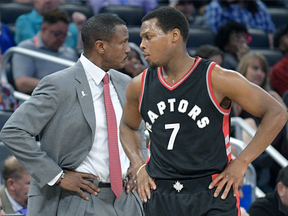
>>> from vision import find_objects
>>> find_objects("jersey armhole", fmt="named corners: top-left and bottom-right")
top-left (207, 62), bottom-right (231, 115)
top-left (138, 69), bottom-right (148, 112)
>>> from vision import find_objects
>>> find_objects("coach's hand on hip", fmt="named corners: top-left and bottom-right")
top-left (57, 170), bottom-right (100, 201)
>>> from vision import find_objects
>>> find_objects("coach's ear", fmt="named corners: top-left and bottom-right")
top-left (95, 40), bottom-right (105, 55)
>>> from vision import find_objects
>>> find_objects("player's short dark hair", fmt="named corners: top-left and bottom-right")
top-left (142, 6), bottom-right (189, 43)
top-left (42, 8), bottom-right (70, 25)
top-left (81, 14), bottom-right (126, 53)
top-left (214, 20), bottom-right (248, 51)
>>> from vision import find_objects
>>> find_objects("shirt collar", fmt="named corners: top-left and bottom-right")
top-left (4, 187), bottom-right (23, 213)
top-left (79, 54), bottom-right (108, 85)
top-left (33, 32), bottom-right (45, 49)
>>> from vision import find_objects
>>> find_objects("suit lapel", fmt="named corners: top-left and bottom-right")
top-left (74, 60), bottom-right (96, 140)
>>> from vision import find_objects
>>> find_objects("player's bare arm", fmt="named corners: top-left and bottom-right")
top-left (209, 65), bottom-right (288, 199)
top-left (120, 73), bottom-right (156, 202)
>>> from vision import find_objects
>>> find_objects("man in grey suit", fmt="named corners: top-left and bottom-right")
top-left (0, 14), bottom-right (146, 216)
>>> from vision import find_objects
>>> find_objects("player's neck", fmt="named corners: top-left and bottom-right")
top-left (162, 56), bottom-right (195, 84)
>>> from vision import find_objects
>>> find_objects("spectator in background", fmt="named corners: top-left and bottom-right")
top-left (0, 23), bottom-right (16, 60)
top-left (169, 0), bottom-right (210, 16)
top-left (87, 0), bottom-right (158, 15)
top-left (214, 20), bottom-right (250, 71)
top-left (71, 11), bottom-right (86, 54)
top-left (0, 156), bottom-right (30, 216)
top-left (248, 165), bottom-right (288, 216)
top-left (0, 22), bottom-right (16, 82)
top-left (119, 42), bottom-right (148, 78)
top-left (14, 0), bottom-right (84, 49)
top-left (0, 198), bottom-right (5, 216)
top-left (237, 52), bottom-right (284, 105)
top-left (12, 8), bottom-right (78, 94)
top-left (0, 83), bottom-right (18, 111)
top-left (195, 44), bottom-right (224, 66)
top-left (205, 0), bottom-right (275, 49)
top-left (269, 23), bottom-right (288, 97)
top-left (169, 0), bottom-right (207, 27)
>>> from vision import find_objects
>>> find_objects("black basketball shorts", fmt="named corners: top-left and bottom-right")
top-left (144, 175), bottom-right (240, 216)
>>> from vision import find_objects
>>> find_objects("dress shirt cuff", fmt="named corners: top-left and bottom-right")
top-left (48, 171), bottom-right (63, 186)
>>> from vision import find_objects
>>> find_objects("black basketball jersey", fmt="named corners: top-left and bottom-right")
top-left (139, 57), bottom-right (232, 180)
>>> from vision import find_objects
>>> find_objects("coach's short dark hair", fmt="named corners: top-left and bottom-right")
top-left (142, 6), bottom-right (189, 43)
top-left (81, 14), bottom-right (126, 53)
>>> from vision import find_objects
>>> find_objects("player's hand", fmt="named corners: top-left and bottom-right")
top-left (137, 167), bottom-right (156, 202)
top-left (125, 164), bottom-right (137, 194)
top-left (208, 159), bottom-right (247, 199)
top-left (58, 170), bottom-right (100, 201)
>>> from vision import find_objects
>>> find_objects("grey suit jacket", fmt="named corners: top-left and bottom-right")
top-left (0, 60), bottom-right (146, 215)
top-left (0, 186), bottom-right (14, 214)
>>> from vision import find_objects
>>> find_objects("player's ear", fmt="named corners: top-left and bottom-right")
top-left (171, 29), bottom-right (181, 43)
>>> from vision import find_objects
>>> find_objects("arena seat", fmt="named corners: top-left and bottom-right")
top-left (59, 3), bottom-right (94, 20)
top-left (99, 5), bottom-right (145, 26)
top-left (187, 48), bottom-right (196, 57)
top-left (248, 28), bottom-right (269, 48)
top-left (0, 3), bottom-right (33, 34)
top-left (251, 48), bottom-right (283, 68)
top-left (128, 27), bottom-right (142, 46)
top-left (0, 3), bottom-right (33, 25)
top-left (267, 8), bottom-right (288, 29)
top-left (186, 28), bottom-right (215, 49)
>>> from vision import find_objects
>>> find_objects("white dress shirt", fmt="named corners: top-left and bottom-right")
top-left (75, 54), bottom-right (130, 182)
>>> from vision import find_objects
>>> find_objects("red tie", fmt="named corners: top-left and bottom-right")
top-left (102, 73), bottom-right (123, 198)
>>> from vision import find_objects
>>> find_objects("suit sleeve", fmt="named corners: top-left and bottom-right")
top-left (0, 75), bottom-right (63, 188)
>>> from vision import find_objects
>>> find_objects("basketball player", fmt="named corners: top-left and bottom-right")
top-left (120, 6), bottom-right (288, 216)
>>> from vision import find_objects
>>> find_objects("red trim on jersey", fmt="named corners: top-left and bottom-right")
top-left (236, 190), bottom-right (241, 216)
top-left (223, 114), bottom-right (232, 163)
top-left (211, 173), bottom-right (220, 187)
top-left (157, 57), bottom-right (202, 91)
top-left (146, 143), bottom-right (150, 163)
top-left (207, 63), bottom-right (231, 114)
top-left (139, 69), bottom-right (148, 112)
